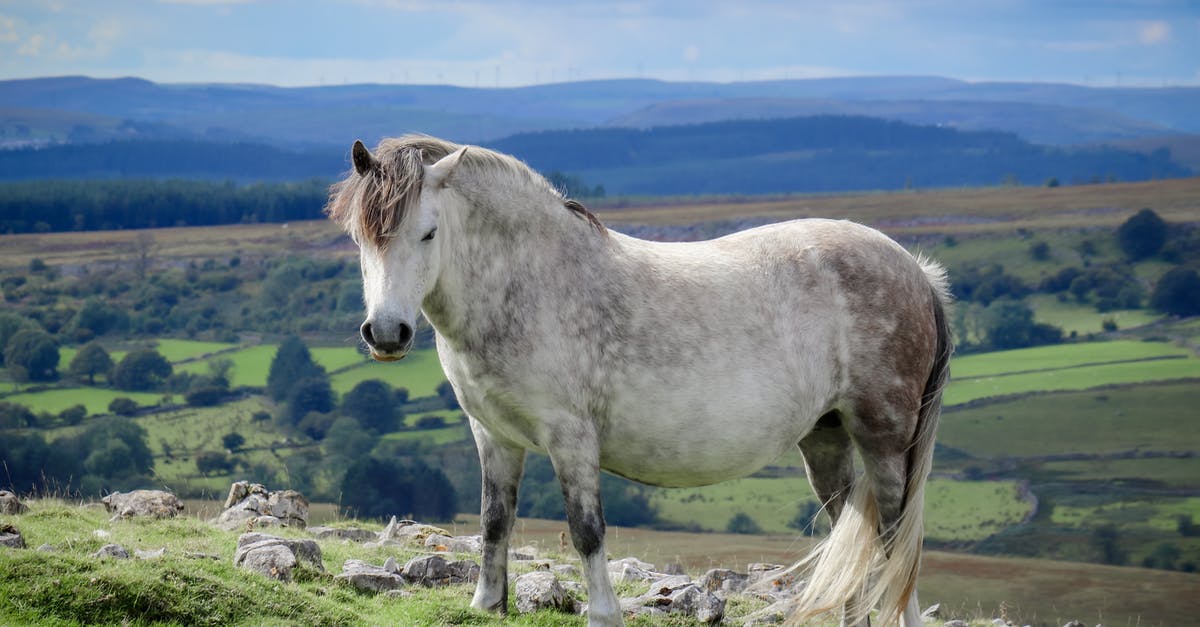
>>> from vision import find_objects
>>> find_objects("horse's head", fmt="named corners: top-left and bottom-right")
top-left (329, 139), bottom-right (466, 361)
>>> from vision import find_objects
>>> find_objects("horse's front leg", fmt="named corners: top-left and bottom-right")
top-left (468, 418), bottom-right (526, 614)
top-left (547, 425), bottom-right (622, 627)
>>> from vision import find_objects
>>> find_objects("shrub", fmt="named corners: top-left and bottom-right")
top-left (4, 329), bottom-right (60, 382)
top-left (1151, 267), bottom-right (1200, 316)
top-left (108, 397), bottom-right (139, 416)
top-left (196, 451), bottom-right (235, 475)
top-left (184, 385), bottom-right (226, 407)
top-left (112, 349), bottom-right (172, 391)
top-left (726, 512), bottom-right (762, 534)
top-left (1117, 208), bottom-right (1167, 260)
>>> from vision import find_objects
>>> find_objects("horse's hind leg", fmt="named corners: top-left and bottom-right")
top-left (847, 403), bottom-right (926, 627)
top-left (799, 410), bottom-right (855, 527)
top-left (799, 410), bottom-right (869, 627)
top-left (468, 419), bottom-right (526, 614)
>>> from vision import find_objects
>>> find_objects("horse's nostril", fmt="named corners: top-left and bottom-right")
top-left (360, 321), bottom-right (376, 346)
top-left (398, 322), bottom-right (414, 345)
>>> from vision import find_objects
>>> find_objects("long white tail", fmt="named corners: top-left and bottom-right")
top-left (789, 262), bottom-right (952, 626)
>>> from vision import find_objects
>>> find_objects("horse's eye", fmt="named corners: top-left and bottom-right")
top-left (421, 228), bottom-right (437, 242)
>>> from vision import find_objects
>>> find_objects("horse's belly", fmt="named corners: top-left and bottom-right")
top-left (598, 406), bottom-right (812, 488)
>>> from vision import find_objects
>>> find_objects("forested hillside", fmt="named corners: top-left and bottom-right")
top-left (489, 116), bottom-right (1191, 195)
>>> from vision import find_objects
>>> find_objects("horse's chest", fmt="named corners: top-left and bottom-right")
top-left (437, 348), bottom-right (546, 450)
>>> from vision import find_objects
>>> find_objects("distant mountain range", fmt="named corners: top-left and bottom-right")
top-left (0, 75), bottom-right (1196, 195)
top-left (3, 75), bottom-right (1198, 148)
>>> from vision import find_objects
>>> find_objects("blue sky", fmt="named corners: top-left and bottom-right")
top-left (1, 0), bottom-right (1197, 87)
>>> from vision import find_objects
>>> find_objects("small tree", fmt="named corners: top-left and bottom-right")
top-left (195, 451), bottom-right (235, 475)
top-left (221, 432), bottom-right (246, 452)
top-left (341, 379), bottom-right (399, 433)
top-left (0, 313), bottom-right (39, 366)
top-left (267, 336), bottom-right (326, 402)
top-left (1117, 208), bottom-right (1167, 260)
top-left (726, 512), bottom-right (762, 534)
top-left (1151, 267), bottom-right (1200, 316)
top-left (58, 404), bottom-right (87, 426)
top-left (4, 329), bottom-right (60, 382)
top-left (69, 343), bottom-right (114, 384)
top-left (108, 397), bottom-right (139, 416)
top-left (284, 376), bottom-right (335, 427)
top-left (112, 349), bottom-right (172, 391)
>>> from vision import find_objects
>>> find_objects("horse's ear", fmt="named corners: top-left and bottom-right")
top-left (352, 140), bottom-right (378, 176)
top-left (424, 146), bottom-right (467, 190)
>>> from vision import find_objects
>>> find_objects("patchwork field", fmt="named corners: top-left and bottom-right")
top-left (944, 340), bottom-right (1200, 406)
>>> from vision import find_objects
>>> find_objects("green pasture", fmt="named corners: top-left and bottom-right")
top-left (149, 338), bottom-right (238, 363)
top-left (1040, 456), bottom-right (1200, 488)
top-left (380, 423), bottom-right (470, 448)
top-left (923, 480), bottom-right (1032, 542)
top-left (945, 356), bottom-right (1200, 406)
top-left (310, 345), bottom-right (370, 373)
top-left (650, 476), bottom-right (1030, 542)
top-left (175, 345), bottom-right (276, 388)
top-left (939, 381), bottom-right (1200, 460)
top-left (1051, 496), bottom-right (1200, 533)
top-left (331, 348), bottom-right (447, 398)
top-left (1027, 294), bottom-right (1162, 335)
top-left (5, 387), bottom-right (170, 416)
top-left (950, 340), bottom-right (1192, 379)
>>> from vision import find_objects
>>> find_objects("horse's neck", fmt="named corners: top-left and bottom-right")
top-left (423, 192), bottom-right (616, 343)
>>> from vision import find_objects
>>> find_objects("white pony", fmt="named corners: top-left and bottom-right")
top-left (326, 135), bottom-right (952, 627)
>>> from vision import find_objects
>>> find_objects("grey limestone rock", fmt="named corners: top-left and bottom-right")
top-left (101, 490), bottom-right (184, 521)
top-left (0, 490), bottom-right (27, 515)
top-left (514, 571), bottom-right (575, 615)
top-left (0, 524), bottom-right (26, 549)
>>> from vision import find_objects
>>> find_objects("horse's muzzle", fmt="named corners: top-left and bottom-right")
top-left (361, 319), bottom-right (414, 361)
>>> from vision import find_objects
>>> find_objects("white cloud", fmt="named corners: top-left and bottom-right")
top-left (1137, 20), bottom-right (1169, 45)
top-left (17, 32), bottom-right (45, 56)
top-left (0, 14), bottom-right (18, 44)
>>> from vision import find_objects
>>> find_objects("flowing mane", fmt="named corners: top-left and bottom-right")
top-left (325, 134), bottom-right (603, 248)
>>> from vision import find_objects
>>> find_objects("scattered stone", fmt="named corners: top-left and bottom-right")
top-left (661, 562), bottom-right (686, 575)
top-left (609, 560), bottom-right (658, 583)
top-left (0, 524), bottom-right (25, 549)
top-left (611, 556), bottom-right (655, 571)
top-left (551, 563), bottom-right (580, 579)
top-left (336, 559), bottom-right (407, 593)
top-left (215, 482), bottom-right (309, 531)
top-left (509, 548), bottom-right (537, 561)
top-left (309, 526), bottom-right (377, 543)
top-left (93, 529), bottom-right (110, 539)
top-left (400, 554), bottom-right (480, 587)
top-left (698, 567), bottom-right (750, 594)
top-left (93, 543), bottom-right (130, 559)
top-left (1062, 622), bottom-right (1086, 627)
top-left (514, 571), bottom-right (575, 615)
top-left (135, 547), bottom-right (166, 559)
top-left (424, 533), bottom-right (483, 553)
top-left (993, 620), bottom-right (1012, 627)
top-left (237, 544), bottom-right (296, 582)
top-left (185, 552), bottom-right (221, 560)
top-left (36, 543), bottom-right (55, 552)
top-left (101, 490), bottom-right (184, 521)
top-left (626, 578), bottom-right (725, 624)
top-left (383, 589), bottom-right (413, 599)
top-left (377, 516), bottom-right (450, 545)
top-left (233, 532), bottom-right (324, 582)
top-left (0, 490), bottom-right (27, 515)
top-left (944, 621), bottom-right (970, 627)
